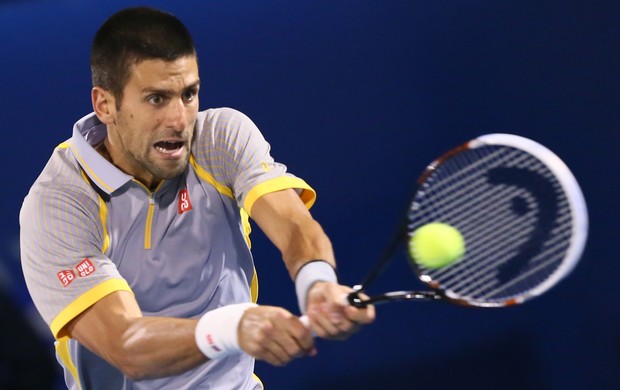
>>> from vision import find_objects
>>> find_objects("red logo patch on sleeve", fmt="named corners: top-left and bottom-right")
top-left (178, 189), bottom-right (193, 214)
top-left (76, 258), bottom-right (95, 277)
top-left (57, 270), bottom-right (75, 287)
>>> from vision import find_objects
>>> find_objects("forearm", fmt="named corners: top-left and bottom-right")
top-left (67, 292), bottom-right (208, 381)
top-left (250, 189), bottom-right (336, 279)
top-left (280, 214), bottom-right (336, 279)
top-left (113, 316), bottom-right (206, 380)
top-left (106, 306), bottom-right (313, 377)
top-left (249, 189), bottom-right (375, 338)
top-left (69, 291), bottom-right (309, 381)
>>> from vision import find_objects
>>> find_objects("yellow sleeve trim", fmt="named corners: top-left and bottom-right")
top-left (243, 176), bottom-right (316, 216)
top-left (50, 279), bottom-right (133, 339)
top-left (189, 155), bottom-right (234, 199)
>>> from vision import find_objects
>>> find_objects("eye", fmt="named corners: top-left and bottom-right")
top-left (147, 95), bottom-right (164, 105)
top-left (182, 89), bottom-right (197, 103)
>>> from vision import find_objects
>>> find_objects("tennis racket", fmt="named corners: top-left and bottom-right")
top-left (343, 133), bottom-right (588, 309)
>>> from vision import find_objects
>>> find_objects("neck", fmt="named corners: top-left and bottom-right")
top-left (95, 139), bottom-right (161, 190)
top-left (95, 140), bottom-right (112, 161)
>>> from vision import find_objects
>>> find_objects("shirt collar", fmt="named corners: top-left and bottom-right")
top-left (69, 112), bottom-right (133, 194)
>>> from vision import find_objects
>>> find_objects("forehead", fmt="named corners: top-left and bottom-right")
top-left (126, 56), bottom-right (200, 90)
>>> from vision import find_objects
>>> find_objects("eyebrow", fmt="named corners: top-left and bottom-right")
top-left (142, 80), bottom-right (201, 95)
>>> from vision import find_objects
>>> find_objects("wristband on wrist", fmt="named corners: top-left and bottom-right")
top-left (295, 260), bottom-right (338, 314)
top-left (194, 303), bottom-right (258, 360)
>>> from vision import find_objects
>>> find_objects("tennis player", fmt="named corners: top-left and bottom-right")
top-left (19, 7), bottom-right (374, 389)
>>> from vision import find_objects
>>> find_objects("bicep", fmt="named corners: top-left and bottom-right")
top-left (66, 290), bottom-right (142, 364)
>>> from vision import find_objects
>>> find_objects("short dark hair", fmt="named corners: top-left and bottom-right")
top-left (91, 7), bottom-right (196, 105)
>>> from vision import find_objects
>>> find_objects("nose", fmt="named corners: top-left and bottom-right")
top-left (166, 98), bottom-right (188, 131)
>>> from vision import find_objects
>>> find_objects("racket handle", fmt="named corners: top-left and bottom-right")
top-left (299, 314), bottom-right (310, 329)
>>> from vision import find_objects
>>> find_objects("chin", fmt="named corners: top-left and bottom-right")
top-left (153, 161), bottom-right (189, 180)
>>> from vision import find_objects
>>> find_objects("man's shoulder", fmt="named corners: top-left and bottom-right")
top-left (196, 107), bottom-right (255, 132)
top-left (199, 107), bottom-right (247, 120)
top-left (25, 144), bottom-right (99, 206)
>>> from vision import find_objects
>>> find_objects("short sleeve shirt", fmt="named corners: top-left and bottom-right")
top-left (19, 108), bottom-right (316, 390)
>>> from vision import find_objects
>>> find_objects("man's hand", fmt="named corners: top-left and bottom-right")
top-left (238, 306), bottom-right (316, 366)
top-left (304, 282), bottom-right (375, 339)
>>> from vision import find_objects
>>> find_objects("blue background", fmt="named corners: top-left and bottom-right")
top-left (1, 1), bottom-right (618, 389)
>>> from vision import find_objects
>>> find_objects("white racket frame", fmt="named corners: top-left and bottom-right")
top-left (466, 133), bottom-right (588, 304)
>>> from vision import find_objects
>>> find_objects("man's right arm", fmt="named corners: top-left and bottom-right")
top-left (66, 290), bottom-right (315, 380)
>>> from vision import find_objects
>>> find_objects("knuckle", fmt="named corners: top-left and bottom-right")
top-left (258, 321), bottom-right (276, 338)
top-left (246, 341), bottom-right (267, 356)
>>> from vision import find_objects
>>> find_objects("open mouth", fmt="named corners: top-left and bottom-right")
top-left (154, 140), bottom-right (185, 156)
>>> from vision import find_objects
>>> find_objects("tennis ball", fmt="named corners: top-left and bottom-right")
top-left (409, 222), bottom-right (465, 269)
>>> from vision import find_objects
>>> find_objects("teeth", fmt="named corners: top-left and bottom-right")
top-left (156, 146), bottom-right (173, 154)
top-left (155, 142), bottom-right (183, 154)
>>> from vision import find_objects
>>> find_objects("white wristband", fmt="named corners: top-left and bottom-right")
top-left (195, 303), bottom-right (257, 360)
top-left (295, 261), bottom-right (338, 314)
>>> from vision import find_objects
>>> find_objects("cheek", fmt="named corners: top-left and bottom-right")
top-left (118, 116), bottom-right (154, 152)
top-left (187, 109), bottom-right (198, 129)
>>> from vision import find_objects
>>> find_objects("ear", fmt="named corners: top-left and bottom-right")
top-left (92, 86), bottom-right (117, 125)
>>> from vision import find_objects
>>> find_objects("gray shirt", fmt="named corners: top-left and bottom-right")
top-left (20, 108), bottom-right (315, 389)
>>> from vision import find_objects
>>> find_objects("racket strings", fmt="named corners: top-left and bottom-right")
top-left (481, 213), bottom-right (574, 296)
top-left (425, 192), bottom-right (537, 286)
top-left (436, 190), bottom-right (540, 282)
top-left (410, 144), bottom-right (574, 305)
top-left (473, 233), bottom-right (572, 300)
top-left (412, 148), bottom-right (511, 213)
top-left (412, 149), bottom-right (534, 225)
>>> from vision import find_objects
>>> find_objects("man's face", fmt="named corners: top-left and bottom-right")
top-left (105, 56), bottom-right (200, 187)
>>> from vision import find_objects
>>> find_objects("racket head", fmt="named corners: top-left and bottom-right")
top-left (407, 133), bottom-right (588, 307)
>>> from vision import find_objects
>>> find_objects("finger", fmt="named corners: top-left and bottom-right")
top-left (272, 317), bottom-right (316, 358)
top-left (309, 303), bottom-right (354, 339)
top-left (343, 293), bottom-right (376, 325)
top-left (239, 306), bottom-right (315, 364)
top-left (345, 305), bottom-right (375, 325)
top-left (289, 318), bottom-right (317, 355)
top-left (265, 338), bottom-right (297, 365)
top-left (246, 320), bottom-right (311, 365)
top-left (260, 344), bottom-right (289, 366)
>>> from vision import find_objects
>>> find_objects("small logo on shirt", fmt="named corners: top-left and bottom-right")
top-left (76, 258), bottom-right (95, 277)
top-left (57, 270), bottom-right (76, 287)
top-left (178, 189), bottom-right (193, 214)
top-left (57, 258), bottom-right (96, 287)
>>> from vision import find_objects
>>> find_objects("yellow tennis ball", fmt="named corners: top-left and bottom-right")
top-left (409, 222), bottom-right (465, 269)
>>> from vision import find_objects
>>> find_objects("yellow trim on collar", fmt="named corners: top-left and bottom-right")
top-left (71, 144), bottom-right (114, 193)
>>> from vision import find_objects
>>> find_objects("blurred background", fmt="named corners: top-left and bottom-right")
top-left (1, 0), bottom-right (618, 389)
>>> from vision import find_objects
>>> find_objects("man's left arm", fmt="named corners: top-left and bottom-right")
top-left (249, 188), bottom-right (375, 339)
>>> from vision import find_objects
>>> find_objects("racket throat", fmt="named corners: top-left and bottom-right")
top-left (347, 289), bottom-right (443, 307)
